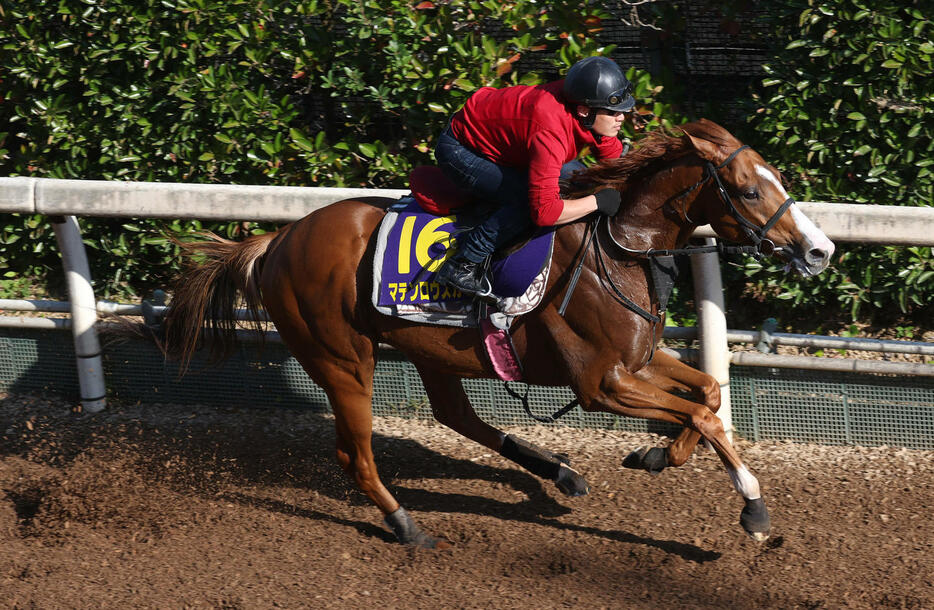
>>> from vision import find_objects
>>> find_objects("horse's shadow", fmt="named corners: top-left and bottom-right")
top-left (162, 408), bottom-right (719, 563)
top-left (1, 391), bottom-right (717, 563)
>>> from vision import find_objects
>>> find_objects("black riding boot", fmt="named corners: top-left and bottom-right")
top-left (435, 253), bottom-right (492, 299)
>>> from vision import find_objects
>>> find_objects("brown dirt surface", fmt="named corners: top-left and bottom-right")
top-left (2, 392), bottom-right (933, 609)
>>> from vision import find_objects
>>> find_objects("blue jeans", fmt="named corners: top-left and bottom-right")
top-left (435, 128), bottom-right (584, 263)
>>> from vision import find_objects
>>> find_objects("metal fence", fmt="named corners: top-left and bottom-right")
top-left (2, 328), bottom-right (932, 449)
top-left (1, 177), bottom-right (933, 448)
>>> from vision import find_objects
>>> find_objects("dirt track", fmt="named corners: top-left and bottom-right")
top-left (2, 393), bottom-right (933, 609)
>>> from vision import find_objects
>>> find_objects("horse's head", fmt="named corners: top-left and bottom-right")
top-left (681, 120), bottom-right (834, 277)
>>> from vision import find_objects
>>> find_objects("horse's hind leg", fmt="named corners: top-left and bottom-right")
top-left (624, 349), bottom-right (721, 474)
top-left (273, 325), bottom-right (446, 548)
top-left (416, 367), bottom-right (589, 497)
top-left (326, 375), bottom-right (447, 549)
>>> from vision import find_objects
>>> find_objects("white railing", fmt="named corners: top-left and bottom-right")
top-left (1, 177), bottom-right (933, 428)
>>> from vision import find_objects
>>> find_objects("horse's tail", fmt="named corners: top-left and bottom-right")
top-left (161, 230), bottom-right (277, 373)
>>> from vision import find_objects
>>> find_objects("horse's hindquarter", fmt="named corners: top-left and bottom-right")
top-left (260, 198), bottom-right (394, 364)
top-left (260, 197), bottom-right (495, 378)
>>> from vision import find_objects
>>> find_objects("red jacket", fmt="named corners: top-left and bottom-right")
top-left (449, 80), bottom-right (623, 226)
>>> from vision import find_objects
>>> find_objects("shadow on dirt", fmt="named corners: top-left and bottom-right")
top-left (0, 394), bottom-right (717, 562)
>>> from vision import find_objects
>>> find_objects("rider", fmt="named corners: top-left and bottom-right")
top-left (434, 55), bottom-right (636, 298)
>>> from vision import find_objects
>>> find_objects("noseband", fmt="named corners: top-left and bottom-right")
top-left (701, 145), bottom-right (796, 257)
top-left (559, 144), bottom-right (798, 322)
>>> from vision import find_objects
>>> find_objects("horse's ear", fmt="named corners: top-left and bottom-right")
top-left (681, 119), bottom-right (733, 164)
top-left (681, 125), bottom-right (725, 164)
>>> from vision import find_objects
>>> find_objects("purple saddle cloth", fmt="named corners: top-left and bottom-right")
top-left (372, 200), bottom-right (554, 326)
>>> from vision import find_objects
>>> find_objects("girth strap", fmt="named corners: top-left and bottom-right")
top-left (558, 217), bottom-right (598, 316)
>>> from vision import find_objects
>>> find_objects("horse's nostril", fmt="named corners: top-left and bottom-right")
top-left (807, 248), bottom-right (828, 264)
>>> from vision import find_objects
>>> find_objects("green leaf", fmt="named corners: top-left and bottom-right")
top-left (290, 128), bottom-right (316, 152)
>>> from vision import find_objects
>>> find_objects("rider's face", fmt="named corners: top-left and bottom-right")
top-left (587, 107), bottom-right (626, 138)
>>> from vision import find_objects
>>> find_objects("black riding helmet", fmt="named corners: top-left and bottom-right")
top-left (563, 56), bottom-right (635, 125)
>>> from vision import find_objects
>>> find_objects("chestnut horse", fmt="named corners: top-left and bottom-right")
top-left (160, 119), bottom-right (833, 548)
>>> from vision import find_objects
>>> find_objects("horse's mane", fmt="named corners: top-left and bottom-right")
top-left (566, 119), bottom-right (744, 198)
top-left (564, 129), bottom-right (692, 198)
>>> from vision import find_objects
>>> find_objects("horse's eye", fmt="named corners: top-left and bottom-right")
top-left (743, 188), bottom-right (759, 201)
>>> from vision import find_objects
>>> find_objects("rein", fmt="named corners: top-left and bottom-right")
top-left (561, 144), bottom-right (797, 319)
top-left (529, 144), bottom-right (797, 423)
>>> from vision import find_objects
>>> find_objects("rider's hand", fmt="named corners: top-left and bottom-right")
top-left (594, 188), bottom-right (621, 216)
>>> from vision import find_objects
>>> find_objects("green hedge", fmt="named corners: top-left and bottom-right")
top-left (736, 0), bottom-right (933, 322)
top-left (0, 0), bottom-right (930, 325)
top-left (0, 0), bottom-right (680, 298)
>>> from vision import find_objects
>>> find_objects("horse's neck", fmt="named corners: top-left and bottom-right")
top-left (613, 171), bottom-right (699, 252)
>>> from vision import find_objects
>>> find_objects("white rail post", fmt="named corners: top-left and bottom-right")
top-left (51, 215), bottom-right (107, 412)
top-left (690, 239), bottom-right (733, 441)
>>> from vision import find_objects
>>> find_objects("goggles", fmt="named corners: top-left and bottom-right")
top-left (605, 83), bottom-right (634, 108)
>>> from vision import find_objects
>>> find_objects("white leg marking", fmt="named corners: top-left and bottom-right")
top-left (729, 465), bottom-right (761, 500)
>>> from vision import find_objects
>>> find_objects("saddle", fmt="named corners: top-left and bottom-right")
top-left (371, 166), bottom-right (555, 380)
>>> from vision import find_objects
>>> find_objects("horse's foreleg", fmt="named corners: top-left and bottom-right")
top-left (628, 349), bottom-right (720, 472)
top-left (578, 365), bottom-right (770, 541)
top-left (416, 367), bottom-right (589, 497)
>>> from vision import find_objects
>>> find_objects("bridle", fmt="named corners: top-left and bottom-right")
top-left (543, 144), bottom-right (797, 424)
top-left (559, 144), bottom-right (798, 321)
top-left (695, 144), bottom-right (796, 258)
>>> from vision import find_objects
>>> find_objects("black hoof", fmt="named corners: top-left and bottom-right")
top-left (740, 497), bottom-right (771, 542)
top-left (555, 463), bottom-right (590, 497)
top-left (384, 507), bottom-right (449, 549)
top-left (622, 446), bottom-right (668, 476)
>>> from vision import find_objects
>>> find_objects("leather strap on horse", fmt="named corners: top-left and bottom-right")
top-left (592, 233), bottom-right (659, 324)
top-left (558, 217), bottom-right (598, 316)
top-left (504, 380), bottom-right (580, 423)
top-left (559, 215), bottom-right (660, 324)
